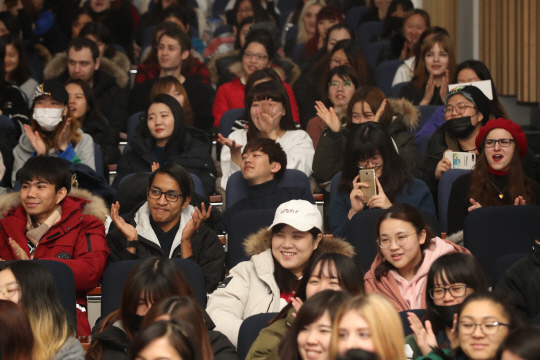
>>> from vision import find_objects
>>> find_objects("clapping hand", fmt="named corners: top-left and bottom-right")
top-left (58, 118), bottom-right (71, 151)
top-left (111, 202), bottom-right (138, 253)
top-left (151, 162), bottom-right (160, 172)
top-left (24, 124), bottom-right (46, 155)
top-left (255, 99), bottom-right (283, 139)
top-left (408, 312), bottom-right (438, 356)
top-left (439, 69), bottom-right (450, 101)
top-left (420, 73), bottom-right (436, 105)
top-left (315, 101), bottom-right (341, 132)
top-left (9, 238), bottom-right (29, 260)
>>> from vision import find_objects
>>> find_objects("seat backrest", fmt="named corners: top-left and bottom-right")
top-left (0, 114), bottom-right (14, 129)
top-left (214, 24), bottom-right (233, 38)
top-left (127, 111), bottom-right (144, 142)
top-left (416, 132), bottom-right (432, 157)
top-left (32, 260), bottom-right (77, 324)
top-left (345, 6), bottom-right (369, 29)
top-left (438, 169), bottom-right (471, 232)
top-left (347, 208), bottom-right (441, 272)
top-left (226, 169), bottom-right (312, 210)
top-left (364, 40), bottom-right (389, 67)
top-left (190, 173), bottom-right (205, 198)
top-left (411, 105), bottom-right (441, 135)
top-left (237, 312), bottom-right (279, 360)
top-left (285, 24), bottom-right (299, 41)
top-left (356, 21), bottom-right (384, 49)
top-left (390, 81), bottom-right (408, 99)
top-left (94, 143), bottom-right (104, 177)
top-left (492, 253), bottom-right (528, 290)
top-left (399, 309), bottom-right (426, 336)
top-left (292, 42), bottom-right (305, 58)
top-left (226, 209), bottom-right (275, 269)
top-left (219, 108), bottom-right (245, 138)
top-left (377, 60), bottom-right (404, 97)
top-left (101, 259), bottom-right (207, 318)
top-left (463, 205), bottom-right (540, 284)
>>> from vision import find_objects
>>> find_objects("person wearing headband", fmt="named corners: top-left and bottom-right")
top-left (11, 79), bottom-right (95, 185)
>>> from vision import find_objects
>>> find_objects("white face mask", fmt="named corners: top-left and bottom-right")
top-left (33, 108), bottom-right (64, 131)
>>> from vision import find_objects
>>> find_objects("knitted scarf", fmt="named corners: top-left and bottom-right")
top-left (26, 206), bottom-right (62, 256)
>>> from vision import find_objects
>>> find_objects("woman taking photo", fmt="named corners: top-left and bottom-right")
top-left (330, 293), bottom-right (407, 360)
top-left (364, 204), bottom-right (469, 311)
top-left (212, 30), bottom-right (300, 127)
top-left (12, 80), bottom-right (95, 185)
top-left (246, 252), bottom-right (361, 360)
top-left (87, 257), bottom-right (196, 360)
top-left (112, 94), bottom-right (216, 196)
top-left (0, 261), bottom-right (84, 360)
top-left (447, 118), bottom-right (540, 235)
top-left (406, 253), bottom-right (489, 359)
top-left (277, 290), bottom-right (351, 360)
top-left (218, 80), bottom-right (313, 191)
top-left (2, 33), bottom-right (38, 105)
top-left (418, 291), bottom-right (523, 360)
top-left (329, 123), bottom-right (434, 238)
top-left (399, 33), bottom-right (456, 106)
top-left (313, 85), bottom-right (419, 183)
top-left (207, 199), bottom-right (354, 347)
top-left (65, 78), bottom-right (120, 165)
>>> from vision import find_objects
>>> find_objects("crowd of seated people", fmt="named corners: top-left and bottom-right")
top-left (0, 0), bottom-right (539, 359)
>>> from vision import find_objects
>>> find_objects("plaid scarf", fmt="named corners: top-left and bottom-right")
top-left (26, 206), bottom-right (62, 257)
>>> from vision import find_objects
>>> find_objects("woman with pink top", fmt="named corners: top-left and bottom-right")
top-left (364, 203), bottom-right (469, 311)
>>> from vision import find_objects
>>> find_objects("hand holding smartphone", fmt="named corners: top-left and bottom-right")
top-left (359, 169), bottom-right (377, 204)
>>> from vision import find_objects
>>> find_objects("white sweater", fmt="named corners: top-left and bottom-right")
top-left (392, 56), bottom-right (416, 87)
top-left (220, 129), bottom-right (315, 190)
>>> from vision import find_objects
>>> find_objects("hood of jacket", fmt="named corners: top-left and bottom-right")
top-left (207, 50), bottom-right (239, 85)
top-left (44, 52), bottom-right (129, 88)
top-left (0, 187), bottom-right (109, 223)
top-left (228, 61), bottom-right (286, 82)
top-left (387, 98), bottom-right (420, 133)
top-left (112, 51), bottom-right (131, 73)
top-left (131, 201), bottom-right (195, 257)
top-left (243, 228), bottom-right (356, 257)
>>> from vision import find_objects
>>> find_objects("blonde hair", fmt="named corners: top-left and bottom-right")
top-left (329, 294), bottom-right (406, 360)
top-left (31, 107), bottom-right (82, 153)
top-left (29, 310), bottom-right (71, 360)
top-left (412, 33), bottom-right (456, 92)
top-left (297, 0), bottom-right (325, 43)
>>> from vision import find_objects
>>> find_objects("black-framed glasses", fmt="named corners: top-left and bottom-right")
top-left (147, 189), bottom-right (183, 202)
top-left (484, 138), bottom-right (515, 148)
top-left (443, 102), bottom-right (477, 116)
top-left (458, 321), bottom-right (510, 335)
top-left (377, 232), bottom-right (416, 248)
top-left (429, 284), bottom-right (468, 299)
top-left (0, 282), bottom-right (19, 298)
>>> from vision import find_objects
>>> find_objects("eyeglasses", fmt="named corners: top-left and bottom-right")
top-left (329, 80), bottom-right (354, 88)
top-left (377, 232), bottom-right (416, 248)
top-left (443, 102), bottom-right (477, 116)
top-left (147, 189), bottom-right (183, 202)
top-left (429, 284), bottom-right (468, 299)
top-left (357, 155), bottom-right (383, 169)
top-left (0, 282), bottom-right (19, 298)
top-left (243, 52), bottom-right (268, 61)
top-left (484, 138), bottom-right (515, 148)
top-left (458, 321), bottom-right (510, 335)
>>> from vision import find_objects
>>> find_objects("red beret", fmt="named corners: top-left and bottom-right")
top-left (475, 118), bottom-right (528, 158)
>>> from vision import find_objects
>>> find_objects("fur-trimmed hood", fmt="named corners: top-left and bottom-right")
top-left (228, 61), bottom-right (287, 83)
top-left (389, 98), bottom-right (420, 131)
top-left (0, 187), bottom-right (109, 223)
top-left (207, 50), bottom-right (239, 85)
top-left (243, 228), bottom-right (356, 257)
top-left (44, 52), bottom-right (129, 89)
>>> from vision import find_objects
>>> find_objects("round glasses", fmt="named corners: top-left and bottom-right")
top-left (357, 155), bottom-right (383, 169)
top-left (0, 282), bottom-right (19, 298)
top-left (147, 189), bottom-right (183, 202)
top-left (429, 284), bottom-right (468, 299)
top-left (443, 102), bottom-right (477, 116)
top-left (458, 321), bottom-right (510, 335)
top-left (377, 232), bottom-right (416, 248)
top-left (484, 138), bottom-right (515, 148)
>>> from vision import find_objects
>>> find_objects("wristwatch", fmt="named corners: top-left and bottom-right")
top-left (123, 238), bottom-right (138, 248)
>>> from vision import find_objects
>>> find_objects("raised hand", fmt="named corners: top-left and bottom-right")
top-left (408, 312), bottom-right (438, 356)
top-left (439, 69), bottom-right (450, 101)
top-left (420, 73), bottom-right (435, 105)
top-left (24, 124), bottom-right (46, 155)
top-left (58, 118), bottom-right (71, 151)
top-left (255, 99), bottom-right (283, 139)
top-left (468, 198), bottom-right (482, 212)
top-left (349, 175), bottom-right (367, 219)
top-left (151, 162), bottom-right (160, 172)
top-left (514, 196), bottom-right (526, 205)
top-left (315, 101), bottom-right (341, 132)
top-left (449, 314), bottom-right (459, 349)
top-left (111, 201), bottom-right (138, 246)
top-left (9, 238), bottom-right (29, 260)
top-left (367, 177), bottom-right (392, 209)
top-left (181, 203), bottom-right (212, 259)
top-left (217, 133), bottom-right (243, 167)
top-left (290, 297), bottom-right (304, 318)
top-left (373, 99), bottom-right (388, 123)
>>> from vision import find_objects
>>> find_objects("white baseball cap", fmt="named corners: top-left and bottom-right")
top-left (268, 200), bottom-right (322, 232)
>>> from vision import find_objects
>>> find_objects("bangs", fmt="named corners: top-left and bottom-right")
top-left (352, 137), bottom-right (380, 162)
top-left (313, 258), bottom-right (339, 282)
top-left (247, 81), bottom-right (286, 104)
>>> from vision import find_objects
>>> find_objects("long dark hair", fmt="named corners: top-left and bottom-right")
top-left (79, 22), bottom-right (116, 59)
top-left (86, 257), bottom-right (195, 360)
top-left (468, 130), bottom-right (536, 207)
top-left (425, 253), bottom-right (489, 333)
top-left (1, 33), bottom-right (31, 85)
top-left (135, 93), bottom-right (187, 156)
top-left (326, 66), bottom-right (359, 106)
top-left (128, 319), bottom-right (202, 360)
top-left (142, 296), bottom-right (214, 360)
top-left (374, 204), bottom-right (435, 281)
top-left (0, 300), bottom-right (34, 360)
top-left (338, 122), bottom-right (412, 201)
top-left (241, 30), bottom-right (276, 63)
top-left (64, 78), bottom-right (107, 126)
top-left (278, 290), bottom-right (350, 360)
top-left (454, 60), bottom-right (509, 118)
top-left (244, 81), bottom-right (296, 141)
top-left (496, 326), bottom-right (540, 360)
top-left (232, 0), bottom-right (271, 27)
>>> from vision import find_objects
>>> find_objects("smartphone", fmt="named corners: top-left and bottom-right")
top-left (359, 169), bottom-right (377, 204)
top-left (444, 152), bottom-right (476, 170)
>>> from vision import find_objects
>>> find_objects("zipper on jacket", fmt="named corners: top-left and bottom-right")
top-left (86, 234), bottom-right (92, 252)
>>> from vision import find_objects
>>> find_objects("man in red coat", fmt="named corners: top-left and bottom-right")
top-left (0, 156), bottom-right (109, 335)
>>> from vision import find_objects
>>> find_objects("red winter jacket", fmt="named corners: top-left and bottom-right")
top-left (0, 189), bottom-right (110, 335)
top-left (212, 76), bottom-right (300, 127)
